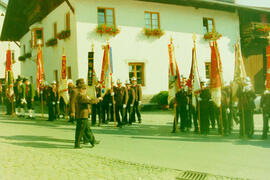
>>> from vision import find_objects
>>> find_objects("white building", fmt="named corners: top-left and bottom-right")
top-left (0, 0), bottom-right (20, 82)
top-left (2, 0), bottom-right (265, 96)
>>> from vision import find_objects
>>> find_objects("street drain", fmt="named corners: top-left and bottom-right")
top-left (176, 171), bottom-right (207, 180)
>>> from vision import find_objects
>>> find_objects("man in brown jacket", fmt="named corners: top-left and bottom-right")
top-left (74, 84), bottom-right (101, 149)
top-left (70, 79), bottom-right (85, 122)
top-left (131, 77), bottom-right (142, 123)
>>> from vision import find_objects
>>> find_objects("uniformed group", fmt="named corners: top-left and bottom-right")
top-left (5, 76), bottom-right (36, 118)
top-left (172, 76), bottom-right (270, 139)
top-left (91, 77), bottom-right (142, 128)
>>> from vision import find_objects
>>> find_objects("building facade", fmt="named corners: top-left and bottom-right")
top-left (0, 1), bottom-right (20, 81)
top-left (16, 0), bottom-right (242, 96)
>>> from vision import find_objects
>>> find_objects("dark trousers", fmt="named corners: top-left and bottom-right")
top-left (263, 111), bottom-right (270, 138)
top-left (209, 101), bottom-right (216, 129)
top-left (217, 107), bottom-right (229, 135)
top-left (199, 101), bottom-right (210, 134)
top-left (239, 110), bottom-right (254, 137)
top-left (187, 105), bottom-right (192, 128)
top-left (172, 107), bottom-right (180, 132)
top-left (179, 106), bottom-right (188, 130)
top-left (74, 118), bottom-right (96, 148)
top-left (115, 104), bottom-right (123, 125)
top-left (48, 104), bottom-right (57, 121)
top-left (131, 101), bottom-right (141, 123)
top-left (110, 104), bottom-right (114, 122)
top-left (101, 103), bottom-right (110, 123)
top-left (92, 103), bottom-right (101, 125)
top-left (191, 106), bottom-right (198, 131)
top-left (126, 104), bottom-right (133, 124)
top-left (6, 99), bottom-right (13, 115)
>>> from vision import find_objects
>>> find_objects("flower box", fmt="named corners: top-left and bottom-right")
top-left (57, 30), bottom-right (71, 40)
top-left (46, 38), bottom-right (58, 46)
top-left (143, 28), bottom-right (164, 38)
top-left (96, 24), bottom-right (120, 36)
top-left (204, 31), bottom-right (222, 40)
top-left (18, 56), bottom-right (26, 61)
top-left (25, 52), bottom-right (32, 59)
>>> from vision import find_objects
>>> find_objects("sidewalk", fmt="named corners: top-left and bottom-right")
top-left (0, 112), bottom-right (268, 180)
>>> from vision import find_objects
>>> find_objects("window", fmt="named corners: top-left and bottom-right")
top-left (65, 12), bottom-right (70, 30)
top-left (205, 62), bottom-right (211, 79)
top-left (97, 8), bottom-right (115, 26)
top-left (203, 18), bottom-right (215, 34)
top-left (67, 66), bottom-right (72, 79)
top-left (53, 22), bottom-right (57, 38)
top-left (31, 28), bottom-right (44, 47)
top-left (145, 12), bottom-right (160, 29)
top-left (129, 63), bottom-right (145, 86)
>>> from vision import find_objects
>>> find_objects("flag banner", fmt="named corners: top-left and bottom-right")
top-left (5, 49), bottom-right (14, 98)
top-left (266, 45), bottom-right (270, 90)
top-left (61, 55), bottom-right (67, 79)
top-left (59, 54), bottom-right (69, 104)
top-left (87, 52), bottom-right (94, 86)
top-left (187, 44), bottom-right (201, 107)
top-left (86, 51), bottom-right (97, 100)
top-left (232, 42), bottom-right (247, 101)
top-left (36, 48), bottom-right (44, 94)
top-left (100, 45), bottom-right (112, 97)
top-left (210, 41), bottom-right (222, 107)
top-left (168, 42), bottom-right (181, 104)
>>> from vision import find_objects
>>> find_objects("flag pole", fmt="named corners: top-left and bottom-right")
top-left (38, 42), bottom-right (44, 119)
top-left (106, 40), bottom-right (117, 128)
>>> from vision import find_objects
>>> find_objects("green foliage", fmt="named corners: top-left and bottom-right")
top-left (150, 91), bottom-right (168, 106)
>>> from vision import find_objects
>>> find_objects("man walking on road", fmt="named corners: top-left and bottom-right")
top-left (74, 84), bottom-right (101, 149)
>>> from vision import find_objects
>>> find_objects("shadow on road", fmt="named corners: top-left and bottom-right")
top-left (0, 135), bottom-right (74, 149)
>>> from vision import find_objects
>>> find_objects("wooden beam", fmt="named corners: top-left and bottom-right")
top-left (13, 41), bottom-right (20, 48)
top-left (65, 0), bottom-right (75, 14)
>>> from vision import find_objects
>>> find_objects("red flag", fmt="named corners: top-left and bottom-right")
top-left (61, 55), bottom-right (67, 79)
top-left (5, 49), bottom-right (14, 98)
top-left (210, 41), bottom-right (222, 107)
top-left (266, 45), bottom-right (270, 90)
top-left (36, 48), bottom-right (44, 94)
top-left (100, 44), bottom-right (112, 96)
top-left (59, 53), bottom-right (69, 104)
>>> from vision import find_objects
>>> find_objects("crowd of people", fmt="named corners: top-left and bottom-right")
top-left (3, 76), bottom-right (143, 148)
top-left (172, 76), bottom-right (270, 139)
top-left (3, 74), bottom-right (270, 147)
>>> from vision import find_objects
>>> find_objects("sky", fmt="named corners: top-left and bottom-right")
top-left (1, 0), bottom-right (270, 8)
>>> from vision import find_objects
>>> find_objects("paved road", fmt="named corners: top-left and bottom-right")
top-left (0, 112), bottom-right (269, 180)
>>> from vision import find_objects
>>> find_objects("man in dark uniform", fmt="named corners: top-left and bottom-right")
top-left (125, 80), bottom-right (135, 125)
top-left (237, 77), bottom-right (256, 138)
top-left (175, 86), bottom-right (188, 132)
top-left (47, 81), bottom-right (59, 121)
top-left (24, 78), bottom-right (35, 119)
top-left (74, 84), bottom-right (101, 149)
top-left (113, 79), bottom-right (128, 127)
top-left (131, 77), bottom-right (142, 123)
top-left (121, 81), bottom-right (129, 125)
top-left (199, 80), bottom-right (211, 135)
top-left (101, 89), bottom-right (111, 124)
top-left (261, 89), bottom-right (270, 139)
top-left (187, 87), bottom-right (199, 133)
top-left (91, 82), bottom-right (102, 126)
top-left (15, 77), bottom-right (26, 117)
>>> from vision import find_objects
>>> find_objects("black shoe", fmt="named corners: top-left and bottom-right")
top-left (171, 130), bottom-right (176, 133)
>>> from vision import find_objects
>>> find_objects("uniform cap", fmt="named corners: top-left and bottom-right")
top-left (117, 79), bottom-right (122, 84)
top-left (131, 77), bottom-right (137, 81)
top-left (51, 81), bottom-right (56, 85)
top-left (76, 78), bottom-right (85, 86)
top-left (125, 80), bottom-right (130, 85)
top-left (67, 79), bottom-right (73, 84)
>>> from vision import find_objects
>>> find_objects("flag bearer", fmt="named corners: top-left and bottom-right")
top-left (47, 81), bottom-right (59, 121)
